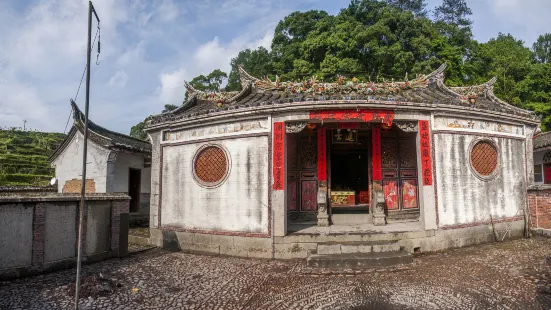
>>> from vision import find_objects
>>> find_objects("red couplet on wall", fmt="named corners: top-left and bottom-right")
top-left (419, 120), bottom-right (433, 186)
top-left (317, 128), bottom-right (327, 181)
top-left (273, 122), bottom-right (285, 190)
top-left (372, 127), bottom-right (382, 181)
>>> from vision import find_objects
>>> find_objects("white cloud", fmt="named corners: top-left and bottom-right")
top-left (192, 31), bottom-right (274, 75)
top-left (108, 71), bottom-right (129, 88)
top-left (157, 0), bottom-right (181, 22)
top-left (158, 68), bottom-right (188, 106)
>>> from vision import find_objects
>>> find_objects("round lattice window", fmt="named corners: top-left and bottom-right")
top-left (193, 145), bottom-right (230, 187)
top-left (470, 140), bottom-right (499, 179)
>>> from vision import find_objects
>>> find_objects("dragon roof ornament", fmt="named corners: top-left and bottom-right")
top-left (184, 81), bottom-right (241, 104)
top-left (248, 63), bottom-right (448, 96)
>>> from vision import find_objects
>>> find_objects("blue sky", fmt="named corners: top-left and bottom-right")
top-left (1, 0), bottom-right (550, 134)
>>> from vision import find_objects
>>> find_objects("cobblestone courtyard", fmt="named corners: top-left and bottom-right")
top-left (2, 237), bottom-right (551, 309)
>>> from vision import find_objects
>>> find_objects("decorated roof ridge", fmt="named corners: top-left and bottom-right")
top-left (447, 76), bottom-right (497, 97)
top-left (182, 80), bottom-right (249, 105)
top-left (241, 63), bottom-right (448, 96)
top-left (238, 65), bottom-right (260, 88)
top-left (68, 100), bottom-right (151, 153)
top-left (438, 76), bottom-right (536, 117)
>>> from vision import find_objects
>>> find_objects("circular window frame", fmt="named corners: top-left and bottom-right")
top-left (468, 138), bottom-right (501, 181)
top-left (192, 143), bottom-right (231, 188)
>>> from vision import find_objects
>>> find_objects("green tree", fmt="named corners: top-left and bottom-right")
top-left (533, 33), bottom-right (551, 63)
top-left (386, 0), bottom-right (427, 16)
top-left (271, 10), bottom-right (331, 79)
top-left (518, 63), bottom-right (551, 130)
top-left (467, 33), bottom-right (533, 104)
top-left (129, 104), bottom-right (179, 140)
top-left (433, 0), bottom-right (472, 27)
top-left (184, 69), bottom-right (228, 100)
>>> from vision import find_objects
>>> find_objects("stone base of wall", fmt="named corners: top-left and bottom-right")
top-left (150, 220), bottom-right (525, 260)
top-left (150, 228), bottom-right (273, 259)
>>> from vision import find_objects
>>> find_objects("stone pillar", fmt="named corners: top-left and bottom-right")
top-left (317, 128), bottom-right (329, 226)
top-left (317, 181), bottom-right (329, 226)
top-left (371, 126), bottom-right (386, 225)
top-left (373, 190), bottom-right (386, 226)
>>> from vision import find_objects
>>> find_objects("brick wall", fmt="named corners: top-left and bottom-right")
top-left (528, 185), bottom-right (551, 229)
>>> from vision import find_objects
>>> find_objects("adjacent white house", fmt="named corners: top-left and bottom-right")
top-left (533, 131), bottom-right (551, 185)
top-left (50, 101), bottom-right (152, 219)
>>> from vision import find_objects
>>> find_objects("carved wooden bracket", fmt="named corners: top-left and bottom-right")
top-left (395, 121), bottom-right (418, 132)
top-left (285, 121), bottom-right (308, 133)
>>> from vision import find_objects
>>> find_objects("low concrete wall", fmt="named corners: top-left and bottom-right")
top-left (528, 185), bottom-right (551, 230)
top-left (150, 218), bottom-right (524, 260)
top-left (0, 193), bottom-right (129, 280)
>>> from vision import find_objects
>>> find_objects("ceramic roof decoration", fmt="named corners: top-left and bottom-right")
top-left (50, 101), bottom-right (152, 162)
top-left (146, 63), bottom-right (539, 128)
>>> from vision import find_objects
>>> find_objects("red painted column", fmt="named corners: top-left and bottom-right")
top-left (273, 122), bottom-right (285, 190)
top-left (419, 120), bottom-right (433, 185)
top-left (372, 127), bottom-right (382, 181)
top-left (317, 128), bottom-right (327, 181)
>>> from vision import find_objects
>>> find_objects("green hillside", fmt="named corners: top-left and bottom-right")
top-left (0, 129), bottom-right (66, 186)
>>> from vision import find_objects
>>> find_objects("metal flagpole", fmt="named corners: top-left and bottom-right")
top-left (75, 2), bottom-right (100, 309)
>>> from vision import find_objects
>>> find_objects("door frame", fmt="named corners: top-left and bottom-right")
top-left (128, 168), bottom-right (141, 213)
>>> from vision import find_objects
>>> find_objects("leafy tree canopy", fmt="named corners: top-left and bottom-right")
top-left (533, 33), bottom-right (551, 64)
top-left (130, 0), bottom-right (551, 132)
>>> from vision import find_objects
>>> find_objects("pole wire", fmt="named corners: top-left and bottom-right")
top-left (64, 25), bottom-right (100, 134)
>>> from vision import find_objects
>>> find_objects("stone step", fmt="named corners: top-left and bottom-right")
top-left (316, 241), bottom-right (401, 255)
top-left (330, 213), bottom-right (372, 225)
top-left (307, 251), bottom-right (412, 268)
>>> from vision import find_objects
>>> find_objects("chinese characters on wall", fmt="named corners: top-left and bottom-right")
top-left (317, 128), bottom-right (327, 181)
top-left (273, 122), bottom-right (285, 190)
top-left (372, 127), bottom-right (382, 181)
top-left (419, 120), bottom-right (433, 186)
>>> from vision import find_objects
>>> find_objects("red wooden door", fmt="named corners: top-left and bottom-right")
top-left (545, 165), bottom-right (551, 184)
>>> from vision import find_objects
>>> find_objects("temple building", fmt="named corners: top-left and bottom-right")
top-left (50, 101), bottom-right (152, 220)
top-left (145, 64), bottom-right (539, 263)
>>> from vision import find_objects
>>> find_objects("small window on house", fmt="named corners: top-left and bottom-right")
top-left (192, 144), bottom-right (230, 188)
top-left (534, 164), bottom-right (543, 183)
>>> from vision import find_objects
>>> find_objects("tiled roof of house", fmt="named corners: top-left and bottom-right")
top-left (534, 132), bottom-right (551, 150)
top-left (49, 101), bottom-right (151, 162)
top-left (147, 63), bottom-right (539, 127)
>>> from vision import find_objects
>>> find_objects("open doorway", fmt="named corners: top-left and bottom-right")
top-left (128, 168), bottom-right (141, 213)
top-left (329, 128), bottom-right (371, 223)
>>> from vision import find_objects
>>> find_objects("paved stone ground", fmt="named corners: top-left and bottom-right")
top-left (2, 237), bottom-right (551, 310)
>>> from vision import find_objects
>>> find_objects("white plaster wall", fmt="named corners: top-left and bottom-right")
top-left (161, 136), bottom-right (269, 234)
top-left (52, 131), bottom-right (110, 193)
top-left (112, 152), bottom-right (151, 194)
top-left (434, 134), bottom-right (526, 227)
